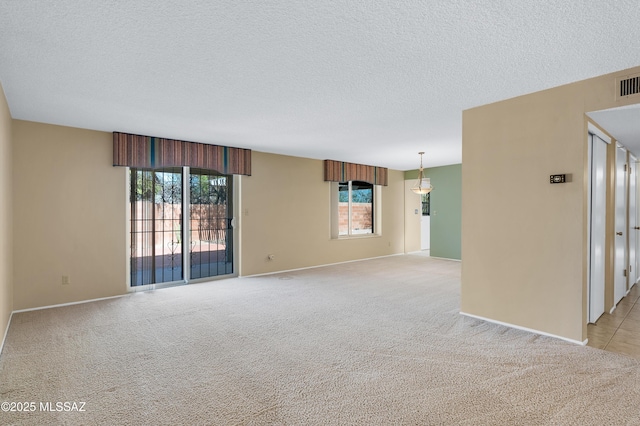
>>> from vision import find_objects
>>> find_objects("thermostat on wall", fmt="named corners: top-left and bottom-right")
top-left (549, 174), bottom-right (566, 184)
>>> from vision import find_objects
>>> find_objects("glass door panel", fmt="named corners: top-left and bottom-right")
top-left (130, 168), bottom-right (183, 286)
top-left (189, 169), bottom-right (233, 279)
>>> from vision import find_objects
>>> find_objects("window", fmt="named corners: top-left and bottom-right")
top-left (338, 180), bottom-right (374, 236)
top-left (422, 192), bottom-right (430, 216)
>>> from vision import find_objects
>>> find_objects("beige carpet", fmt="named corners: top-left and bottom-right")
top-left (1, 255), bottom-right (639, 425)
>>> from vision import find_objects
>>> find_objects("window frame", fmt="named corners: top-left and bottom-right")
top-left (330, 181), bottom-right (382, 239)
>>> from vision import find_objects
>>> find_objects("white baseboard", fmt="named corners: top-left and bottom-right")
top-left (459, 311), bottom-right (587, 346)
top-left (430, 256), bottom-right (461, 262)
top-left (241, 253), bottom-right (404, 278)
top-left (2, 295), bottom-right (128, 356)
top-left (12, 294), bottom-right (126, 314)
top-left (0, 311), bottom-right (13, 356)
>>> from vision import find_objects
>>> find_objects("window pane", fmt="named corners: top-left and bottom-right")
top-left (338, 182), bottom-right (349, 236)
top-left (422, 192), bottom-right (430, 216)
top-left (350, 181), bottom-right (373, 234)
top-left (336, 181), bottom-right (374, 237)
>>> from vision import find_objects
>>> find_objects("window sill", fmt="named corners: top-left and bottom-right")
top-left (332, 233), bottom-right (381, 241)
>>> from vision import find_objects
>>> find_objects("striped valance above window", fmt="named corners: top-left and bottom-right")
top-left (113, 132), bottom-right (251, 176)
top-left (323, 160), bottom-right (388, 186)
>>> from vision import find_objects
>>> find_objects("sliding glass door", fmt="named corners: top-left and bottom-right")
top-left (129, 167), bottom-right (234, 288)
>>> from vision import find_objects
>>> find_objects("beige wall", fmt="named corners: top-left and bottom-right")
top-left (0, 83), bottom-right (13, 347)
top-left (12, 121), bottom-right (127, 310)
top-left (10, 123), bottom-right (407, 309)
top-left (462, 66), bottom-right (640, 342)
top-left (239, 151), bottom-right (405, 276)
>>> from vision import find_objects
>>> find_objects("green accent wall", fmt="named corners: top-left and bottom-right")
top-left (405, 164), bottom-right (461, 260)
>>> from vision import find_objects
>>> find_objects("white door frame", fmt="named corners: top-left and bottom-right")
top-left (614, 143), bottom-right (629, 306)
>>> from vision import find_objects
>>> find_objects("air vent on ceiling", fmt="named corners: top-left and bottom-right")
top-left (617, 73), bottom-right (640, 99)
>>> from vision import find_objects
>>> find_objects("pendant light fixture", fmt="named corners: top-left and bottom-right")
top-left (411, 152), bottom-right (433, 194)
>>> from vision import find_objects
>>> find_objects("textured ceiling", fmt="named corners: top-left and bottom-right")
top-left (1, 1), bottom-right (640, 170)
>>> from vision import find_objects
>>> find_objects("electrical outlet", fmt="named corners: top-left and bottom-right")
top-left (267, 254), bottom-right (275, 261)
top-left (62, 275), bottom-right (70, 285)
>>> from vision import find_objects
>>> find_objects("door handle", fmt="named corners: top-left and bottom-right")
top-left (635, 227), bottom-right (640, 230)
top-left (616, 232), bottom-right (623, 236)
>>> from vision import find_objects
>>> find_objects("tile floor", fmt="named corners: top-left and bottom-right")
top-left (587, 283), bottom-right (640, 359)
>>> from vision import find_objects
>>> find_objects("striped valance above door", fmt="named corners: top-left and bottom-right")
top-left (323, 159), bottom-right (388, 186)
top-left (113, 132), bottom-right (251, 175)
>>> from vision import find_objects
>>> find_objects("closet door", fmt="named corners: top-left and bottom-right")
top-left (588, 134), bottom-right (607, 322)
